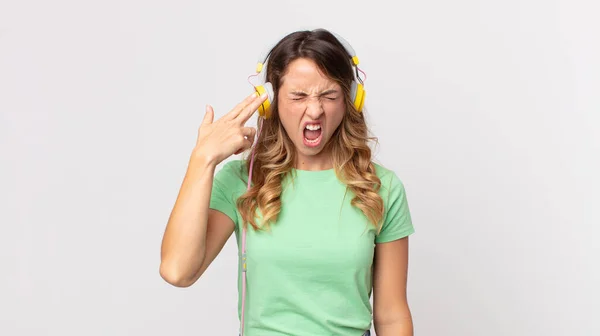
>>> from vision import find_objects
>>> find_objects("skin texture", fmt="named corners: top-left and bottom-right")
top-left (277, 58), bottom-right (345, 171)
top-left (373, 237), bottom-right (414, 335)
top-left (159, 92), bottom-right (267, 287)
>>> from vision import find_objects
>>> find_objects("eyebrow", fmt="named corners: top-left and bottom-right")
top-left (290, 89), bottom-right (339, 96)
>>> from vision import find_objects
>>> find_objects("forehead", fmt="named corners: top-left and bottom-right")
top-left (280, 58), bottom-right (338, 89)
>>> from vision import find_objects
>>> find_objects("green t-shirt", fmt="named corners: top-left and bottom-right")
top-left (209, 159), bottom-right (414, 336)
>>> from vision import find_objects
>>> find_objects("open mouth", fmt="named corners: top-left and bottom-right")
top-left (303, 123), bottom-right (322, 147)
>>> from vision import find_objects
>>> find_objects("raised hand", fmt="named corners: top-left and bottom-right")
top-left (193, 92), bottom-right (268, 166)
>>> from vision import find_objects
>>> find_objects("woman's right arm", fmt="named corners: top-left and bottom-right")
top-left (159, 92), bottom-right (267, 287)
top-left (159, 154), bottom-right (234, 287)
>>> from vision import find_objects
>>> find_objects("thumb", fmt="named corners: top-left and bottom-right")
top-left (202, 104), bottom-right (214, 125)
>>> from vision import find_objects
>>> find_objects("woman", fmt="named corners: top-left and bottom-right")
top-left (160, 28), bottom-right (415, 336)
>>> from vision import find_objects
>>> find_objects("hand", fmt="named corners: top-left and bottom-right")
top-left (192, 92), bottom-right (268, 166)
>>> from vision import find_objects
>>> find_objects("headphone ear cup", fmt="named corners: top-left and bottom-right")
top-left (255, 82), bottom-right (274, 119)
top-left (350, 81), bottom-right (365, 113)
top-left (357, 84), bottom-right (365, 113)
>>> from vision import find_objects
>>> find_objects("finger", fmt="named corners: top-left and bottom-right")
top-left (224, 92), bottom-right (259, 121)
top-left (246, 133), bottom-right (256, 148)
top-left (202, 105), bottom-right (214, 125)
top-left (234, 141), bottom-right (252, 155)
top-left (235, 92), bottom-right (268, 124)
top-left (241, 127), bottom-right (256, 138)
top-left (242, 137), bottom-right (254, 152)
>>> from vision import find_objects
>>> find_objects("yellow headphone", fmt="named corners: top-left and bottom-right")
top-left (252, 31), bottom-right (366, 119)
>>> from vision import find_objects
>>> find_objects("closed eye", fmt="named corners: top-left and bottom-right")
top-left (289, 89), bottom-right (339, 101)
top-left (291, 97), bottom-right (336, 101)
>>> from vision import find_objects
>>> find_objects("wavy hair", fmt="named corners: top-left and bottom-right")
top-left (236, 28), bottom-right (383, 231)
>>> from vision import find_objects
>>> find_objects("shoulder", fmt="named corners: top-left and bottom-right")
top-left (213, 159), bottom-right (249, 190)
top-left (371, 161), bottom-right (415, 240)
top-left (372, 161), bottom-right (395, 179)
top-left (372, 161), bottom-right (406, 196)
top-left (217, 159), bottom-right (247, 175)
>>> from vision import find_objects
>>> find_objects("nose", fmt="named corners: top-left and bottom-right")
top-left (304, 97), bottom-right (324, 119)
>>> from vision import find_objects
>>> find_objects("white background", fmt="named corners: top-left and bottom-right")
top-left (1, 0), bottom-right (598, 335)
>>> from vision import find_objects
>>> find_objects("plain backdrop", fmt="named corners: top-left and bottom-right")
top-left (1, 0), bottom-right (598, 335)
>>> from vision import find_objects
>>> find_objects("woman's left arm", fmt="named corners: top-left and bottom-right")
top-left (373, 236), bottom-right (413, 336)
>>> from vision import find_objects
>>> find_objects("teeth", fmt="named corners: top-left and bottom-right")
top-left (305, 124), bottom-right (321, 131)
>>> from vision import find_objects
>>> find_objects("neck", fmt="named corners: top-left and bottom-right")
top-left (294, 151), bottom-right (333, 171)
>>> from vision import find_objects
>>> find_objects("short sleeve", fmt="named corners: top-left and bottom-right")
top-left (209, 160), bottom-right (245, 228)
top-left (375, 172), bottom-right (415, 243)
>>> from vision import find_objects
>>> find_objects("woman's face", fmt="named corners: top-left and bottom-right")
top-left (277, 57), bottom-right (346, 167)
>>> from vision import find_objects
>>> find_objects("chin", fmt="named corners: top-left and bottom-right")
top-left (297, 147), bottom-right (323, 157)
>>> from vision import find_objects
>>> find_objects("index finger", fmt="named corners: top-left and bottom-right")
top-left (236, 92), bottom-right (268, 123)
top-left (223, 92), bottom-right (259, 121)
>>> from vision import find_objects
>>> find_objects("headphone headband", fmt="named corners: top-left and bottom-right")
top-left (255, 30), bottom-right (359, 73)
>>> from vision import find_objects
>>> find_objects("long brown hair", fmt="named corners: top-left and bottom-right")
top-left (236, 28), bottom-right (383, 230)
